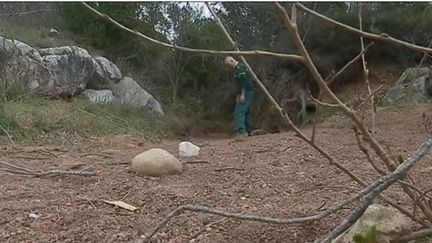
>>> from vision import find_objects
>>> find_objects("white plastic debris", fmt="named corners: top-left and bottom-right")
top-left (179, 141), bottom-right (200, 158)
top-left (28, 213), bottom-right (41, 220)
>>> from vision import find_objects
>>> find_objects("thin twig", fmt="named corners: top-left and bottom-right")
top-left (354, 127), bottom-right (387, 175)
top-left (418, 40), bottom-right (432, 67)
top-left (356, 84), bottom-right (385, 110)
top-left (358, 4), bottom-right (376, 134)
top-left (213, 167), bottom-right (245, 172)
top-left (0, 9), bottom-right (58, 17)
top-left (183, 160), bottom-right (209, 164)
top-left (78, 196), bottom-right (97, 209)
top-left (310, 97), bottom-right (339, 107)
top-left (0, 123), bottom-right (16, 145)
top-left (187, 217), bottom-right (229, 242)
top-left (81, 3), bottom-right (304, 62)
top-left (326, 42), bottom-right (375, 86)
top-left (80, 153), bottom-right (113, 159)
top-left (0, 160), bottom-right (96, 177)
top-left (296, 3), bottom-right (432, 54)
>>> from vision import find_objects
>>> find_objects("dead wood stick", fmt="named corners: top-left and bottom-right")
top-left (0, 160), bottom-right (96, 177)
top-left (138, 184), bottom-right (370, 243)
top-left (187, 217), bottom-right (229, 242)
top-left (183, 160), bottom-right (209, 164)
top-left (318, 137), bottom-right (432, 243)
top-left (326, 42), bottom-right (375, 86)
top-left (356, 84), bottom-right (385, 109)
top-left (358, 4), bottom-right (375, 134)
top-left (296, 3), bottom-right (432, 54)
top-left (139, 136), bottom-right (432, 243)
top-left (213, 167), bottom-right (245, 172)
top-left (354, 126), bottom-right (432, 217)
top-left (81, 3), bottom-right (304, 61)
top-left (80, 153), bottom-right (113, 159)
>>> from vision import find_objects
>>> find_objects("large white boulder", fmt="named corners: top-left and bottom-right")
top-left (131, 148), bottom-right (182, 176)
top-left (111, 77), bottom-right (164, 116)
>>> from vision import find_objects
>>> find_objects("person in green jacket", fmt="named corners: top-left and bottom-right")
top-left (224, 56), bottom-right (254, 138)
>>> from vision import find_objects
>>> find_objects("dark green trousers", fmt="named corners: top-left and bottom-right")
top-left (234, 91), bottom-right (254, 135)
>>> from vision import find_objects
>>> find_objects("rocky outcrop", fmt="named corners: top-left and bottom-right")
top-left (333, 204), bottom-right (414, 243)
top-left (383, 67), bottom-right (432, 105)
top-left (111, 77), bottom-right (164, 116)
top-left (82, 89), bottom-right (115, 104)
top-left (0, 36), bottom-right (163, 116)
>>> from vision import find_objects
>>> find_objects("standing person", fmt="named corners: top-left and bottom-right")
top-left (224, 56), bottom-right (254, 138)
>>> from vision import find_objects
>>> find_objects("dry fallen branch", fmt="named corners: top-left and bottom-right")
top-left (0, 160), bottom-right (96, 177)
top-left (138, 186), bottom-right (368, 243)
top-left (296, 3), bottom-right (432, 54)
top-left (81, 3), bottom-right (304, 62)
top-left (318, 137), bottom-right (432, 242)
top-left (138, 137), bottom-right (432, 243)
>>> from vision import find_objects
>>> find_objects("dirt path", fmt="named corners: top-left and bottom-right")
top-left (1, 104), bottom-right (432, 243)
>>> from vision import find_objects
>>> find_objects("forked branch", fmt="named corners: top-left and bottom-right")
top-left (295, 3), bottom-right (432, 54)
top-left (81, 3), bottom-right (304, 61)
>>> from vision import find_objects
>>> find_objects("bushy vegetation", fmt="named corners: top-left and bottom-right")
top-left (0, 95), bottom-right (165, 144)
top-left (1, 2), bottom-right (431, 142)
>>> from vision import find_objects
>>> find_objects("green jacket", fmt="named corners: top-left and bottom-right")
top-left (234, 63), bottom-right (254, 94)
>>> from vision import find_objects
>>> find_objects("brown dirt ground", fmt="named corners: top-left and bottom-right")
top-left (1, 103), bottom-right (432, 243)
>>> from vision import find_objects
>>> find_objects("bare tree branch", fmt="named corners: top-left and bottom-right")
top-left (81, 3), bottom-right (304, 61)
top-left (295, 3), bottom-right (432, 54)
top-left (358, 4), bottom-right (376, 134)
top-left (138, 181), bottom-right (377, 243)
top-left (274, 2), bottom-right (432, 223)
top-left (318, 137), bottom-right (432, 242)
top-left (207, 2), bottom-right (422, 228)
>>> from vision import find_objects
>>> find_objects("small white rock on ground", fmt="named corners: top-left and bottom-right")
top-left (179, 141), bottom-right (200, 158)
top-left (131, 148), bottom-right (182, 177)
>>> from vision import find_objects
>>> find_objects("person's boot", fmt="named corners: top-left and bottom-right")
top-left (233, 132), bottom-right (248, 141)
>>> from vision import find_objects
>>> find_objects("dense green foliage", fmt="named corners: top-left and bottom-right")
top-left (57, 2), bottom-right (432, 133)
